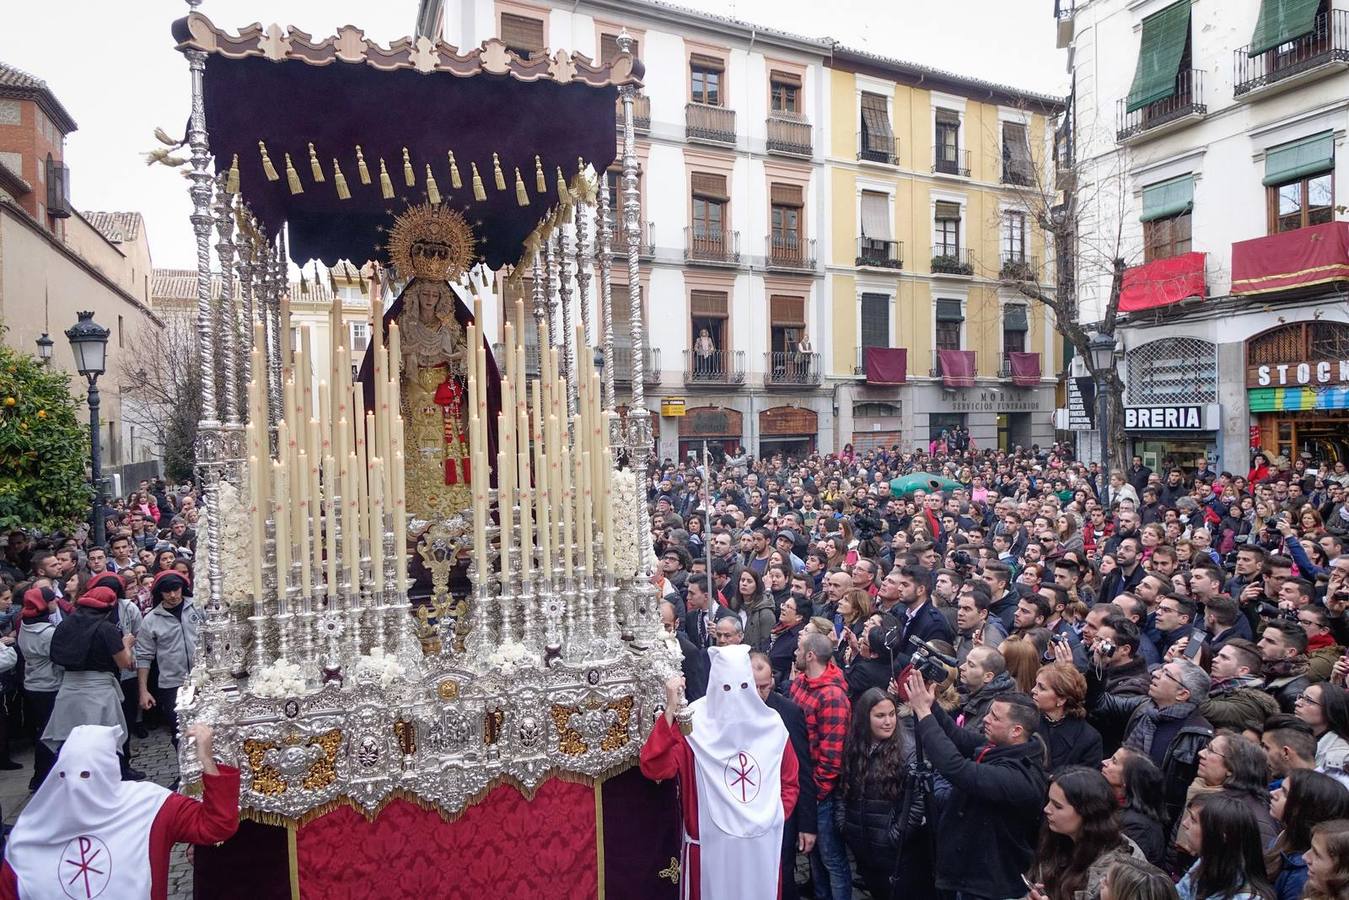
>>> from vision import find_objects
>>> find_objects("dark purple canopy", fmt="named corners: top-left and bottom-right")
top-left (183, 23), bottom-right (622, 269)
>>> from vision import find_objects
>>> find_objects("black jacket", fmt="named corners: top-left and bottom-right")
top-left (958, 671), bottom-right (1019, 736)
top-left (890, 601), bottom-right (956, 666)
top-left (765, 691), bottom-right (817, 838)
top-left (1090, 657), bottom-right (1152, 755)
top-left (1264, 670), bottom-right (1312, 714)
top-left (681, 603), bottom-right (734, 651)
top-left (675, 632), bottom-right (708, 701)
top-left (1120, 807), bottom-right (1167, 866)
top-left (836, 748), bottom-right (921, 864)
top-left (916, 706), bottom-right (1048, 899)
top-left (1037, 715), bottom-right (1104, 772)
top-left (768, 623), bottom-right (805, 688)
top-left (1100, 563), bottom-right (1146, 605)
top-left (844, 655), bottom-right (892, 702)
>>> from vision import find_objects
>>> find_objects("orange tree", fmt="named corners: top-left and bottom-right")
top-left (0, 342), bottom-right (91, 532)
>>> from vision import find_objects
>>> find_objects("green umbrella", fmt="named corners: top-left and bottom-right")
top-left (890, 473), bottom-right (963, 498)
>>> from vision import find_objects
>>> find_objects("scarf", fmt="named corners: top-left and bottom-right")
top-left (1212, 674), bottom-right (1264, 695)
top-left (1265, 656), bottom-right (1309, 679)
top-left (1124, 700), bottom-right (1197, 757)
top-left (1308, 633), bottom-right (1337, 653)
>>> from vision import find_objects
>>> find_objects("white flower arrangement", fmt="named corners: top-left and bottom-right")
top-left (251, 660), bottom-right (308, 699)
top-left (485, 640), bottom-right (530, 673)
top-left (610, 470), bottom-right (641, 579)
top-left (657, 628), bottom-right (684, 663)
top-left (352, 647), bottom-right (407, 689)
top-left (196, 481), bottom-right (257, 609)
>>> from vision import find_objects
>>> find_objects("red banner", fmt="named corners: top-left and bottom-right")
top-left (1008, 351), bottom-right (1042, 386)
top-left (1119, 252), bottom-right (1207, 312)
top-left (938, 349), bottom-right (976, 388)
top-left (1232, 221), bottom-right (1349, 296)
top-left (863, 347), bottom-right (908, 384)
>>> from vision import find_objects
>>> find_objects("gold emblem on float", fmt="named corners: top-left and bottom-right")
top-left (386, 203), bottom-right (476, 282)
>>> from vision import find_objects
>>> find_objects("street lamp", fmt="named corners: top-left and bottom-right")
top-left (1087, 330), bottom-right (1118, 511)
top-left (34, 332), bottom-right (54, 365)
top-left (65, 311), bottom-right (111, 547)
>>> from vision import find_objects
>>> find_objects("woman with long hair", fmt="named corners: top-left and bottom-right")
top-left (729, 567), bottom-right (775, 653)
top-left (1265, 769), bottom-right (1349, 900)
top-left (1028, 766), bottom-right (1144, 900)
top-left (1099, 857), bottom-right (1179, 900)
top-left (1033, 662), bottom-right (1104, 770)
top-left (1193, 732), bottom-right (1280, 849)
top-left (1102, 747), bottom-right (1169, 866)
top-left (835, 588), bottom-right (872, 643)
top-left (1302, 819), bottom-right (1349, 900)
top-left (1000, 636), bottom-right (1042, 694)
top-left (839, 688), bottom-right (924, 900)
top-left (1174, 794), bottom-right (1275, 900)
top-left (1296, 682), bottom-right (1349, 783)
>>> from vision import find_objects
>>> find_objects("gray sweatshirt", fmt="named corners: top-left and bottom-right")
top-left (18, 621), bottom-right (62, 692)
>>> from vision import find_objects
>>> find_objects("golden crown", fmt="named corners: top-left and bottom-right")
top-left (386, 203), bottom-right (476, 282)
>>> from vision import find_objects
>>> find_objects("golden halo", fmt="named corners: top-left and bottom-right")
top-left (386, 203), bottom-right (476, 282)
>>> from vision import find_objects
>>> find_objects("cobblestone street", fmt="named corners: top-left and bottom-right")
top-left (1, 726), bottom-right (192, 899)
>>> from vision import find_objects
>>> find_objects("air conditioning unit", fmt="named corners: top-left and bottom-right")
top-left (45, 156), bottom-right (71, 219)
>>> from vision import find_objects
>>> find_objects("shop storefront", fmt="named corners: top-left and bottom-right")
top-left (850, 401), bottom-right (903, 452)
top-left (1124, 404), bottom-right (1221, 473)
top-left (936, 387), bottom-right (1054, 451)
top-left (677, 405), bottom-right (743, 460)
top-left (1122, 337), bottom-right (1221, 472)
top-left (758, 405), bottom-right (817, 458)
top-left (1246, 322), bottom-right (1349, 463)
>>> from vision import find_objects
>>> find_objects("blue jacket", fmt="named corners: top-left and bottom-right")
top-left (1273, 851), bottom-right (1308, 900)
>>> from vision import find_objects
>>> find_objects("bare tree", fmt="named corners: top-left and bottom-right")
top-left (119, 313), bottom-right (203, 482)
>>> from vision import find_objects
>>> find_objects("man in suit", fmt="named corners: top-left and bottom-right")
top-left (752, 651), bottom-right (816, 900)
top-left (681, 573), bottom-right (734, 651)
top-left (661, 601), bottom-right (708, 701)
top-left (890, 563), bottom-right (954, 666)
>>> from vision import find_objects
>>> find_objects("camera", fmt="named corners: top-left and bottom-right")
top-left (950, 549), bottom-right (975, 575)
top-left (908, 636), bottom-right (957, 684)
top-left (1258, 601), bottom-right (1298, 623)
top-left (1264, 517), bottom-right (1279, 530)
top-left (1096, 639), bottom-right (1117, 659)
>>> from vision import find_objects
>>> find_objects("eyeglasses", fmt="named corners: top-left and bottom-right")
top-left (1158, 667), bottom-right (1186, 690)
top-left (1295, 692), bottom-right (1322, 707)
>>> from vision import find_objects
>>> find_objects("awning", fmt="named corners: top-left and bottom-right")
top-left (938, 349), bottom-right (976, 388)
top-left (1127, 1), bottom-right (1192, 112)
top-left (1003, 305), bottom-right (1029, 331)
top-left (1249, 0), bottom-right (1322, 56)
top-left (1119, 251), bottom-right (1207, 311)
top-left (1232, 222), bottom-right (1349, 295)
top-left (936, 299), bottom-right (964, 322)
top-left (1249, 386), bottom-right (1349, 412)
top-left (1008, 351), bottom-right (1041, 387)
top-left (864, 347), bottom-right (907, 384)
top-left (1263, 131), bottom-right (1334, 186)
top-left (860, 192), bottom-right (890, 239)
top-left (1140, 175), bottom-right (1194, 222)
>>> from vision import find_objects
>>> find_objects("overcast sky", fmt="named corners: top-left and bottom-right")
top-left (0, 0), bottom-right (1066, 269)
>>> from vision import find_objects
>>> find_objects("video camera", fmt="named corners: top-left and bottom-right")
top-left (950, 548), bottom-right (975, 578)
top-left (1258, 601), bottom-right (1298, 623)
top-left (908, 636), bottom-right (958, 684)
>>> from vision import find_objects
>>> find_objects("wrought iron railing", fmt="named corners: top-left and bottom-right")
top-left (610, 347), bottom-right (661, 384)
top-left (766, 235), bottom-right (816, 270)
top-left (615, 93), bottom-right (651, 133)
top-left (930, 349), bottom-right (976, 377)
top-left (857, 131), bottom-right (897, 164)
top-left (931, 245), bottom-right (974, 276)
top-left (683, 349), bottom-right (746, 384)
top-left (685, 227), bottom-right (740, 264)
top-left (767, 116), bottom-right (813, 156)
top-left (686, 102), bottom-right (737, 144)
top-left (765, 352), bottom-right (821, 386)
top-left (609, 220), bottom-right (654, 259)
top-left (999, 253), bottom-right (1040, 281)
top-left (856, 237), bottom-right (903, 269)
top-left (1117, 69), bottom-right (1206, 141)
top-left (933, 145), bottom-right (971, 177)
top-left (1235, 10), bottom-right (1349, 95)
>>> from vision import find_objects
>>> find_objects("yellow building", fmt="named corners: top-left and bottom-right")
top-left (825, 48), bottom-right (1064, 452)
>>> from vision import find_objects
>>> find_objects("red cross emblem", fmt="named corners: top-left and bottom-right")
top-left (60, 835), bottom-right (111, 899)
top-left (723, 751), bottom-right (760, 803)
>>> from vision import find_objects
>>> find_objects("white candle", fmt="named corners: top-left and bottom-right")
top-left (370, 457), bottom-right (385, 593)
top-left (324, 453), bottom-right (338, 598)
top-left (273, 459), bottom-right (290, 601)
top-left (249, 454), bottom-right (265, 602)
top-left (297, 449), bottom-right (312, 599)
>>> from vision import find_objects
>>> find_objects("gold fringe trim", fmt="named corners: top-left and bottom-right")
top-left (225, 154), bottom-right (240, 194)
top-left (471, 162), bottom-right (486, 201)
top-left (515, 167), bottom-right (529, 206)
top-left (235, 757), bottom-right (639, 830)
top-left (595, 781), bottom-right (607, 900)
top-left (492, 152), bottom-right (506, 191)
top-left (284, 153), bottom-right (303, 195)
top-left (556, 166), bottom-right (569, 203)
top-left (448, 151), bottom-right (462, 189)
top-left (287, 823), bottom-right (300, 900)
top-left (402, 147), bottom-right (415, 187)
top-left (259, 141), bottom-right (278, 181)
top-left (333, 159), bottom-right (350, 200)
top-left (308, 143), bottom-right (325, 182)
top-left (425, 164), bottom-right (441, 205)
top-left (535, 155), bottom-right (547, 193)
top-left (379, 159), bottom-right (394, 199)
top-left (355, 145), bottom-right (371, 185)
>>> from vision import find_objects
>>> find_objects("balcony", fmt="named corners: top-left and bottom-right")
top-left (1234, 10), bottom-right (1349, 99)
top-left (857, 346), bottom-right (908, 383)
top-left (1119, 252), bottom-right (1207, 312)
top-left (1116, 69), bottom-right (1207, 144)
top-left (767, 115), bottom-right (813, 157)
top-left (616, 93), bottom-right (651, 133)
top-left (685, 227), bottom-right (741, 266)
top-left (933, 146), bottom-right (971, 177)
top-left (1002, 162), bottom-right (1034, 187)
top-left (1001, 351), bottom-right (1043, 386)
top-left (609, 220), bottom-right (654, 260)
top-left (857, 132), bottom-right (897, 165)
top-left (610, 346), bottom-right (662, 385)
top-left (930, 246), bottom-right (974, 277)
top-left (1055, 0), bottom-right (1076, 49)
top-left (930, 349), bottom-right (977, 387)
top-left (999, 253), bottom-right (1041, 282)
top-left (683, 349), bottom-right (746, 385)
top-left (765, 352), bottom-right (822, 386)
top-left (856, 237), bottom-right (903, 270)
top-left (1232, 222), bottom-right (1349, 297)
top-left (766, 235), bottom-right (817, 271)
top-left (686, 102), bottom-right (736, 145)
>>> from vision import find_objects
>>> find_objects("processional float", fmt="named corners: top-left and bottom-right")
top-left (170, 2), bottom-right (681, 895)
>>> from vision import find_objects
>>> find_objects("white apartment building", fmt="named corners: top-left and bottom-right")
top-left (1060, 0), bottom-right (1349, 473)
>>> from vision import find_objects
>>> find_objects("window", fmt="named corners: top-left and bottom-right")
top-left (691, 54), bottom-right (723, 106)
top-left (860, 293), bottom-right (889, 348)
top-left (1125, 1), bottom-right (1193, 113)
top-left (606, 167), bottom-right (641, 224)
top-left (935, 299), bottom-right (963, 350)
top-left (770, 71), bottom-right (801, 114)
top-left (1003, 305), bottom-right (1028, 354)
top-left (691, 173), bottom-right (728, 250)
top-left (935, 109), bottom-right (961, 173)
top-left (770, 183), bottom-right (803, 256)
top-left (1264, 131), bottom-right (1334, 233)
top-left (117, 315), bottom-right (125, 349)
top-left (500, 12), bottom-right (545, 59)
top-left (1002, 122), bottom-right (1032, 184)
top-left (1002, 211), bottom-right (1027, 262)
top-left (1125, 337), bottom-right (1217, 405)
top-left (691, 290), bottom-right (728, 376)
top-left (1140, 175), bottom-right (1194, 261)
top-left (599, 33), bottom-right (639, 65)
top-left (859, 93), bottom-right (894, 162)
top-left (350, 321), bottom-right (370, 353)
top-left (934, 201), bottom-right (961, 255)
top-left (770, 295), bottom-right (805, 354)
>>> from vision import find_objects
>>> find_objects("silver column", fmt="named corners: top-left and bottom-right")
top-left (596, 178), bottom-right (616, 412)
top-left (213, 175), bottom-right (240, 426)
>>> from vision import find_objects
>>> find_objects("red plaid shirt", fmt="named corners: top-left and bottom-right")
top-left (789, 660), bottom-right (850, 799)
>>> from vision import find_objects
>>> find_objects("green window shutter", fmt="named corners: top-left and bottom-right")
top-left (1249, 0), bottom-right (1322, 56)
top-left (1263, 131), bottom-right (1335, 186)
top-left (1004, 305), bottom-right (1029, 332)
top-left (1140, 175), bottom-right (1195, 222)
top-left (936, 299), bottom-right (964, 322)
top-left (1127, 1), bottom-right (1193, 113)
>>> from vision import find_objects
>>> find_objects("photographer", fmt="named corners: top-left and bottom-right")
top-left (956, 646), bottom-right (1018, 735)
top-left (903, 669), bottom-right (1048, 900)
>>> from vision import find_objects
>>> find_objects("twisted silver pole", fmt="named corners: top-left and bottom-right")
top-left (574, 192), bottom-right (593, 350)
top-left (186, 49), bottom-right (218, 426)
top-left (596, 177), bottom-right (616, 411)
top-left (213, 175), bottom-right (240, 426)
top-left (557, 224), bottom-right (577, 421)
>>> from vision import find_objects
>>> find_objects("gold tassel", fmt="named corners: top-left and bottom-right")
top-left (471, 162), bottom-right (486, 201)
top-left (515, 168), bottom-right (529, 206)
top-left (356, 146), bottom-right (371, 185)
top-left (333, 159), bottom-right (351, 200)
top-left (556, 166), bottom-right (568, 203)
top-left (402, 147), bottom-right (415, 187)
top-left (259, 141), bottom-right (278, 181)
top-left (426, 165), bottom-right (441, 205)
top-left (225, 154), bottom-right (240, 194)
top-left (535, 155), bottom-right (546, 193)
top-left (284, 153), bottom-right (303, 194)
top-left (308, 143), bottom-right (325, 182)
top-left (379, 159), bottom-right (395, 199)
top-left (448, 151), bottom-right (462, 189)
top-left (493, 152), bottom-right (506, 191)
